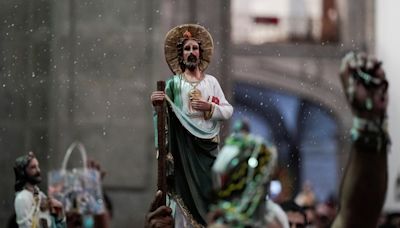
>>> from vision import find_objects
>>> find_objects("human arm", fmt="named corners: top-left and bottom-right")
top-left (332, 52), bottom-right (389, 228)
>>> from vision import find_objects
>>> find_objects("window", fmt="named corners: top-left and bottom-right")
top-left (231, 0), bottom-right (338, 44)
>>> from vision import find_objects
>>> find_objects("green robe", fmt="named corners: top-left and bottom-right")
top-left (156, 75), bottom-right (221, 226)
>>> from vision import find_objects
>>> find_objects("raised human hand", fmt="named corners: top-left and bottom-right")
top-left (340, 52), bottom-right (389, 120)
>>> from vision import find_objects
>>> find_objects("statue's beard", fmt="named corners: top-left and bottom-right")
top-left (26, 172), bottom-right (42, 185)
top-left (184, 54), bottom-right (199, 71)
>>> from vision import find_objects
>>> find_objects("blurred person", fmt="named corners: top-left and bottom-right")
top-left (280, 201), bottom-right (307, 228)
top-left (331, 52), bottom-right (390, 228)
top-left (313, 194), bottom-right (337, 228)
top-left (314, 202), bottom-right (336, 228)
top-left (207, 132), bottom-right (288, 227)
top-left (13, 152), bottom-right (66, 228)
top-left (66, 159), bottom-right (112, 228)
top-left (292, 204), bottom-right (316, 228)
top-left (295, 181), bottom-right (317, 227)
top-left (150, 24), bottom-right (233, 226)
top-left (294, 181), bottom-right (316, 209)
top-left (301, 205), bottom-right (316, 228)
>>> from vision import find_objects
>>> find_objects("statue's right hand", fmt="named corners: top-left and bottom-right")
top-left (151, 91), bottom-right (165, 106)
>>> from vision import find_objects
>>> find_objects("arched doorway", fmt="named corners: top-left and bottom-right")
top-left (232, 82), bottom-right (339, 202)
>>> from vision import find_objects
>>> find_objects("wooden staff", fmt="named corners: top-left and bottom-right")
top-left (155, 80), bottom-right (166, 205)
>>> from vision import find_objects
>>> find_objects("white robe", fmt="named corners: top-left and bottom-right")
top-left (166, 74), bottom-right (233, 139)
top-left (14, 189), bottom-right (52, 228)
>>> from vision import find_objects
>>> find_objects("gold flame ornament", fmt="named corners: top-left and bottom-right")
top-left (188, 83), bottom-right (202, 113)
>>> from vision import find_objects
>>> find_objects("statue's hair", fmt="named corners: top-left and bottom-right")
top-left (14, 152), bottom-right (36, 192)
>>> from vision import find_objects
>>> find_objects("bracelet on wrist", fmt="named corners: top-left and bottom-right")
top-left (350, 116), bottom-right (390, 153)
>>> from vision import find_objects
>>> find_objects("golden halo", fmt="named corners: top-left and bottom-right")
top-left (164, 24), bottom-right (214, 75)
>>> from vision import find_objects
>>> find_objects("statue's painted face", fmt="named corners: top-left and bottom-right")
top-left (183, 39), bottom-right (200, 71)
top-left (25, 158), bottom-right (42, 185)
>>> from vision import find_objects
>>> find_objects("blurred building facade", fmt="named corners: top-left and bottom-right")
top-left (0, 0), bottom-right (381, 226)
